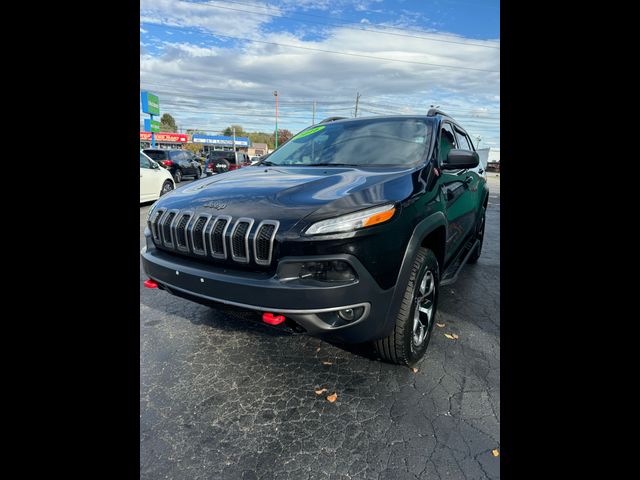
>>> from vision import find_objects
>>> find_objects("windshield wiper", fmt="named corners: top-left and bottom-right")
top-left (305, 163), bottom-right (361, 167)
top-left (259, 160), bottom-right (276, 166)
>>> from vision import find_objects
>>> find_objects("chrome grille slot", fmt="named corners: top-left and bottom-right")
top-left (189, 215), bottom-right (211, 256)
top-left (173, 212), bottom-right (192, 252)
top-left (209, 215), bottom-right (232, 259)
top-left (230, 218), bottom-right (254, 263)
top-left (149, 208), bottom-right (166, 243)
top-left (253, 220), bottom-right (280, 266)
top-left (160, 210), bottom-right (179, 248)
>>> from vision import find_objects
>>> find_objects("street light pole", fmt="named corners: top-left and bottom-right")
top-left (273, 90), bottom-right (279, 149)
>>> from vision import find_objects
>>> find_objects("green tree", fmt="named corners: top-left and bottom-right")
top-left (160, 113), bottom-right (177, 133)
top-left (223, 125), bottom-right (245, 137)
top-left (186, 129), bottom-right (206, 135)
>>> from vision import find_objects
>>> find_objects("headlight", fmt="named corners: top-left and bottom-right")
top-left (305, 204), bottom-right (396, 235)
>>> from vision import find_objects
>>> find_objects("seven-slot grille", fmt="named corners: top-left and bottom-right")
top-left (148, 210), bottom-right (279, 265)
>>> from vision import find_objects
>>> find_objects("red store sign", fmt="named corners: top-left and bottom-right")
top-left (140, 132), bottom-right (188, 142)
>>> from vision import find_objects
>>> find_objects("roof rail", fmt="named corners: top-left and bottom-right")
top-left (426, 108), bottom-right (450, 118)
top-left (319, 116), bottom-right (348, 124)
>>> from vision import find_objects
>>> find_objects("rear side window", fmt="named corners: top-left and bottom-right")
top-left (169, 151), bottom-right (183, 161)
top-left (439, 123), bottom-right (457, 163)
top-left (144, 150), bottom-right (167, 161)
top-left (455, 130), bottom-right (472, 150)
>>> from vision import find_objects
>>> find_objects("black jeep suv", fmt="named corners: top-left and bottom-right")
top-left (141, 110), bottom-right (488, 366)
top-left (143, 149), bottom-right (204, 183)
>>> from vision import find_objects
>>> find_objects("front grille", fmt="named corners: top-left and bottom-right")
top-left (174, 214), bottom-right (191, 251)
top-left (210, 217), bottom-right (230, 258)
top-left (254, 221), bottom-right (279, 265)
top-left (161, 211), bottom-right (177, 247)
top-left (149, 208), bottom-right (166, 242)
top-left (190, 216), bottom-right (209, 255)
top-left (151, 212), bottom-right (278, 265)
top-left (231, 220), bottom-right (252, 261)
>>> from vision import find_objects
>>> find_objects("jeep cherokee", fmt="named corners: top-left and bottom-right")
top-left (141, 110), bottom-right (489, 366)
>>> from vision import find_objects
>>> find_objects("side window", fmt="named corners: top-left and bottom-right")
top-left (438, 123), bottom-right (457, 163)
top-left (455, 129), bottom-right (471, 150)
top-left (140, 153), bottom-right (152, 169)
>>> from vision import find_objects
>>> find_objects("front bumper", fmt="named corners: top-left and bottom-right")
top-left (141, 244), bottom-right (395, 343)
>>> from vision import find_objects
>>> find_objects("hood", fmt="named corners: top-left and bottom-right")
top-left (156, 165), bottom-right (417, 232)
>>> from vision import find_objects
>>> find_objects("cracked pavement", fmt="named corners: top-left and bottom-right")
top-left (140, 175), bottom-right (500, 479)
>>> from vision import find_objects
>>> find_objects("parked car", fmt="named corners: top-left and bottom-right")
top-left (139, 151), bottom-right (175, 203)
top-left (141, 110), bottom-right (488, 366)
top-left (143, 148), bottom-right (203, 183)
top-left (206, 150), bottom-right (252, 174)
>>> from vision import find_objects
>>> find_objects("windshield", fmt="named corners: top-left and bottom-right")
top-left (265, 117), bottom-right (432, 167)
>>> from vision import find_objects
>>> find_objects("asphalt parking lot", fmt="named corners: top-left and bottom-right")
top-left (140, 175), bottom-right (500, 479)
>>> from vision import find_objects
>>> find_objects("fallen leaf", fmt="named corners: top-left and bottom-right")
top-left (316, 347), bottom-right (321, 353)
top-left (322, 361), bottom-right (333, 365)
top-left (315, 388), bottom-right (327, 395)
top-left (326, 393), bottom-right (337, 403)
top-left (452, 333), bottom-right (459, 339)
top-left (492, 449), bottom-right (500, 457)
top-left (444, 333), bottom-right (456, 340)
top-left (436, 323), bottom-right (445, 328)
top-left (411, 367), bottom-right (418, 373)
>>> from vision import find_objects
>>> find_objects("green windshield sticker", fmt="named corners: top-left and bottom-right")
top-left (293, 125), bottom-right (325, 140)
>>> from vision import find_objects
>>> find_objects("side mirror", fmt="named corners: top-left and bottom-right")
top-left (443, 149), bottom-right (479, 170)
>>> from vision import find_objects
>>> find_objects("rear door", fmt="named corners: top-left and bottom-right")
top-left (437, 122), bottom-right (478, 264)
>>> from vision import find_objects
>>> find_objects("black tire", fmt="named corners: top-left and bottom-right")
top-left (468, 207), bottom-right (485, 264)
top-left (174, 169), bottom-right (183, 183)
top-left (160, 180), bottom-right (173, 197)
top-left (374, 247), bottom-right (439, 366)
top-left (193, 167), bottom-right (201, 179)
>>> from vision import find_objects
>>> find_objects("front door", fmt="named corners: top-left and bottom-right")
top-left (140, 152), bottom-right (155, 201)
top-left (437, 123), bottom-right (478, 265)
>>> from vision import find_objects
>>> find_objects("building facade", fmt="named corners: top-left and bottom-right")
top-left (191, 134), bottom-right (251, 155)
top-left (140, 132), bottom-right (189, 150)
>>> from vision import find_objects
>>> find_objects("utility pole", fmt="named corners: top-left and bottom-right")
top-left (232, 127), bottom-right (237, 163)
top-left (273, 90), bottom-right (279, 149)
top-left (312, 100), bottom-right (316, 124)
top-left (354, 92), bottom-right (361, 118)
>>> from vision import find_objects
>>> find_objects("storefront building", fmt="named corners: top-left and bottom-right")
top-left (140, 132), bottom-right (189, 150)
top-left (191, 134), bottom-right (251, 155)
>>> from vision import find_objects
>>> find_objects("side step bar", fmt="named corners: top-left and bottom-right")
top-left (440, 239), bottom-right (480, 286)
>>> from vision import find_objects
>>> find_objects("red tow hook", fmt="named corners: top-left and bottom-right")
top-left (144, 279), bottom-right (158, 289)
top-left (262, 312), bottom-right (286, 325)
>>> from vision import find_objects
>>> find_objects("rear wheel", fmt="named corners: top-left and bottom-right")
top-left (174, 169), bottom-right (183, 183)
top-left (374, 247), bottom-right (439, 366)
top-left (468, 207), bottom-right (485, 264)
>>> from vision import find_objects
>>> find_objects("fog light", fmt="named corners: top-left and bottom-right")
top-left (338, 309), bottom-right (355, 321)
top-left (278, 260), bottom-right (357, 284)
top-left (337, 306), bottom-right (365, 322)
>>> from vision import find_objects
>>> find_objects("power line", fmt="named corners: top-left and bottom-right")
top-left (183, 1), bottom-right (500, 50)
top-left (193, 32), bottom-right (500, 73)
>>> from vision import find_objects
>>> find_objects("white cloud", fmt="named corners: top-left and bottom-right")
top-left (139, 2), bottom-right (500, 145)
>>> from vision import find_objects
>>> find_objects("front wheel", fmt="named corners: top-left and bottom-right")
top-left (374, 247), bottom-right (439, 366)
top-left (160, 180), bottom-right (173, 196)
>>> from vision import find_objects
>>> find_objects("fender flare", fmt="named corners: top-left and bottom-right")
top-left (378, 212), bottom-right (448, 338)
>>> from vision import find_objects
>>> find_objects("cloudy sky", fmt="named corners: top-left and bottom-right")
top-left (140, 0), bottom-right (500, 148)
